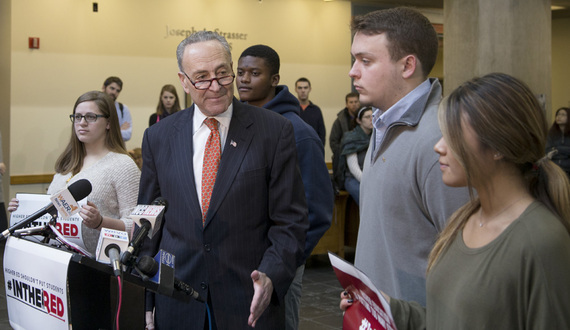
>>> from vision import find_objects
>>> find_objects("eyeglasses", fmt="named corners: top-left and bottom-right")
top-left (183, 73), bottom-right (235, 90)
top-left (70, 113), bottom-right (108, 123)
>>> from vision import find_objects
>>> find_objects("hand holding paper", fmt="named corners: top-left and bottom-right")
top-left (329, 252), bottom-right (396, 330)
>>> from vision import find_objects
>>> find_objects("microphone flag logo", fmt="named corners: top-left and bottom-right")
top-left (50, 188), bottom-right (81, 219)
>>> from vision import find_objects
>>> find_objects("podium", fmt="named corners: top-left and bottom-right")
top-left (67, 252), bottom-right (146, 329)
top-left (3, 237), bottom-right (188, 329)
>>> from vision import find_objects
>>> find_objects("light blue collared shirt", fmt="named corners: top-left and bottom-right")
top-left (372, 79), bottom-right (431, 153)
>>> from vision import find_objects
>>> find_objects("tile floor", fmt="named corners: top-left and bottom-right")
top-left (298, 253), bottom-right (348, 329)
top-left (0, 243), bottom-right (352, 329)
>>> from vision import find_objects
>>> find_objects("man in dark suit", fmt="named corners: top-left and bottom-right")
top-left (138, 31), bottom-right (308, 329)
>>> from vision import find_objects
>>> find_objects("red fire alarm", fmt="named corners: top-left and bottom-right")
top-left (28, 37), bottom-right (40, 49)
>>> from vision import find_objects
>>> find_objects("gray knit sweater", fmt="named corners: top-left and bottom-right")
top-left (48, 152), bottom-right (140, 254)
top-left (355, 79), bottom-right (469, 306)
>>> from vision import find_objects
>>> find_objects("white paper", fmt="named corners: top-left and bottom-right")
top-left (10, 193), bottom-right (88, 252)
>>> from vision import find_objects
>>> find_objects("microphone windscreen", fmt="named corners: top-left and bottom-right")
top-left (140, 218), bottom-right (152, 230)
top-left (68, 179), bottom-right (92, 201)
top-left (138, 255), bottom-right (159, 276)
top-left (105, 243), bottom-right (121, 257)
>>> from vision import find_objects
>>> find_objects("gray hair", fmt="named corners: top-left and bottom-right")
top-left (176, 31), bottom-right (232, 72)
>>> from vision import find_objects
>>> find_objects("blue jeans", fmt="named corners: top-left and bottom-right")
top-left (344, 176), bottom-right (360, 205)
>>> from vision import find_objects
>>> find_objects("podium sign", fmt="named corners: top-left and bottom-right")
top-left (10, 193), bottom-right (88, 253)
top-left (3, 237), bottom-right (187, 329)
top-left (4, 237), bottom-right (72, 330)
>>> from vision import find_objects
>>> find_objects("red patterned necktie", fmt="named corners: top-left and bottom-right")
top-left (201, 118), bottom-right (221, 225)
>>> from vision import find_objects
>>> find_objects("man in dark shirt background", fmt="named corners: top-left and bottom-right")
top-left (330, 92), bottom-right (360, 189)
top-left (295, 77), bottom-right (326, 147)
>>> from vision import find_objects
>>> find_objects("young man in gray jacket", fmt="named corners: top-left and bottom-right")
top-left (349, 7), bottom-right (469, 306)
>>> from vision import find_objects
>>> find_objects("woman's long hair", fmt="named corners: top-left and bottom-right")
top-left (54, 91), bottom-right (126, 175)
top-left (156, 84), bottom-right (181, 117)
top-left (428, 73), bottom-right (570, 272)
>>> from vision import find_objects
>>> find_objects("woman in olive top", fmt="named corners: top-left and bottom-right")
top-left (341, 73), bottom-right (570, 329)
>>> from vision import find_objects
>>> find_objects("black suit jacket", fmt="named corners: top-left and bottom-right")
top-left (138, 99), bottom-right (308, 329)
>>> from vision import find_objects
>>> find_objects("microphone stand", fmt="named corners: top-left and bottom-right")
top-left (12, 210), bottom-right (90, 257)
top-left (12, 208), bottom-right (59, 243)
top-left (133, 263), bottom-right (150, 282)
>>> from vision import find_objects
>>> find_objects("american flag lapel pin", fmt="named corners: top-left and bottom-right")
top-left (230, 140), bottom-right (237, 148)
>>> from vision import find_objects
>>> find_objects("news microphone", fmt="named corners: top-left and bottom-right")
top-left (1, 179), bottom-right (92, 240)
top-left (129, 197), bottom-right (168, 239)
top-left (96, 228), bottom-right (129, 276)
top-left (137, 250), bottom-right (174, 296)
top-left (137, 251), bottom-right (204, 302)
top-left (121, 197), bottom-right (168, 265)
top-left (105, 243), bottom-right (122, 277)
top-left (120, 219), bottom-right (151, 266)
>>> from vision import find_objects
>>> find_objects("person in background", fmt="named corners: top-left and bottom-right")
top-left (138, 31), bottom-right (308, 330)
top-left (236, 44), bottom-right (333, 330)
top-left (149, 84), bottom-right (182, 127)
top-left (330, 92), bottom-right (360, 190)
top-left (546, 107), bottom-right (570, 176)
top-left (341, 72), bottom-right (570, 329)
top-left (339, 106), bottom-right (373, 205)
top-left (8, 91), bottom-right (140, 254)
top-left (102, 76), bottom-right (132, 141)
top-left (0, 130), bottom-right (7, 232)
top-left (295, 77), bottom-right (326, 146)
top-left (347, 7), bottom-right (469, 306)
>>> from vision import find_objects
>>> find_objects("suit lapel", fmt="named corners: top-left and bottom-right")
top-left (204, 101), bottom-right (254, 227)
top-left (170, 106), bottom-right (201, 217)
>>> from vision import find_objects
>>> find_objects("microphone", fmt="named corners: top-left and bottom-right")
top-left (121, 197), bottom-right (168, 265)
top-left (105, 243), bottom-right (122, 277)
top-left (137, 251), bottom-right (204, 302)
top-left (129, 197), bottom-right (168, 238)
top-left (95, 228), bottom-right (129, 276)
top-left (1, 179), bottom-right (92, 240)
top-left (121, 219), bottom-right (151, 266)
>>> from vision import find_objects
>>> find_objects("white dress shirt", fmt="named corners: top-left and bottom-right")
top-left (192, 104), bottom-right (233, 209)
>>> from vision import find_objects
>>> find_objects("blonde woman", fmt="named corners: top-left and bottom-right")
top-left (341, 73), bottom-right (570, 329)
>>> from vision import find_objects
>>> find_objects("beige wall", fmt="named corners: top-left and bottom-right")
top-left (1, 0), bottom-right (11, 206)
top-left (8, 0), bottom-right (354, 198)
top-left (6, 1), bottom-right (568, 200)
top-left (552, 17), bottom-right (570, 118)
